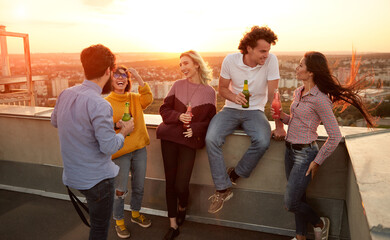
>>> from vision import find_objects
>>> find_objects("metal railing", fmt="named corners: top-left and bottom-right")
top-left (0, 26), bottom-right (34, 106)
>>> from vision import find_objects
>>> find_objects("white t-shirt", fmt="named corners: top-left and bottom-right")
top-left (220, 52), bottom-right (280, 111)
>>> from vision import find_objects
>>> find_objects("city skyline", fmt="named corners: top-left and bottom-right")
top-left (1, 0), bottom-right (390, 54)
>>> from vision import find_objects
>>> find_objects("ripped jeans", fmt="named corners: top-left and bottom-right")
top-left (112, 147), bottom-right (147, 220)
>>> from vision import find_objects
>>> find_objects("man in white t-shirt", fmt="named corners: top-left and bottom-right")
top-left (206, 26), bottom-right (286, 213)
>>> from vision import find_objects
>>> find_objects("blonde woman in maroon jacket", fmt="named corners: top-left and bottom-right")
top-left (156, 50), bottom-right (216, 240)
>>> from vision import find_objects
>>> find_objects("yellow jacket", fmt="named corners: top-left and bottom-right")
top-left (105, 83), bottom-right (153, 159)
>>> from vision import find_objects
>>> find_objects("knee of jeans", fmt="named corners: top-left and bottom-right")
top-left (205, 132), bottom-right (215, 145)
top-left (205, 130), bottom-right (221, 147)
top-left (251, 136), bottom-right (270, 150)
top-left (115, 189), bottom-right (128, 199)
top-left (284, 196), bottom-right (297, 212)
top-left (132, 186), bottom-right (144, 195)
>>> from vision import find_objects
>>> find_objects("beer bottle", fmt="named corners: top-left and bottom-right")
top-left (271, 89), bottom-right (281, 119)
top-left (183, 103), bottom-right (193, 130)
top-left (242, 80), bottom-right (250, 108)
top-left (122, 102), bottom-right (132, 136)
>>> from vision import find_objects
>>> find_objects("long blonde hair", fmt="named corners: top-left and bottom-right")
top-left (180, 50), bottom-right (213, 85)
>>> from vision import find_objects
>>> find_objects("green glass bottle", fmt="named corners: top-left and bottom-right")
top-left (242, 80), bottom-right (250, 108)
top-left (122, 102), bottom-right (132, 136)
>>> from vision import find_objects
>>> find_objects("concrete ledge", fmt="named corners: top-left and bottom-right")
top-left (4, 105), bottom-right (390, 239)
top-left (344, 130), bottom-right (390, 240)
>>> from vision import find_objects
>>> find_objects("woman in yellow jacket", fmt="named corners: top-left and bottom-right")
top-left (105, 66), bottom-right (153, 239)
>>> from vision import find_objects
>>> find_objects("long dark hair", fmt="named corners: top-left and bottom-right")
top-left (304, 51), bottom-right (375, 127)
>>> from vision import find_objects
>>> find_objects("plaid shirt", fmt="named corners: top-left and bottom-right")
top-left (281, 85), bottom-right (342, 165)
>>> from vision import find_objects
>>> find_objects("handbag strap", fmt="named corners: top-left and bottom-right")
top-left (66, 186), bottom-right (90, 227)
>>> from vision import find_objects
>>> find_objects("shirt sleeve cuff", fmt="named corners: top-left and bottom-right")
top-left (280, 115), bottom-right (290, 124)
top-left (116, 133), bottom-right (125, 141)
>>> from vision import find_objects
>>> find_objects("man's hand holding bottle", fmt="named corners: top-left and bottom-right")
top-left (118, 119), bottom-right (135, 137)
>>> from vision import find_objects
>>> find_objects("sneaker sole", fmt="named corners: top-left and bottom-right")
top-left (313, 217), bottom-right (330, 240)
top-left (115, 226), bottom-right (130, 239)
top-left (131, 218), bottom-right (152, 228)
top-left (208, 191), bottom-right (233, 214)
top-left (322, 217), bottom-right (330, 240)
top-left (116, 233), bottom-right (131, 239)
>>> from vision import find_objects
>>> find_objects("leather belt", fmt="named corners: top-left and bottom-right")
top-left (285, 141), bottom-right (317, 151)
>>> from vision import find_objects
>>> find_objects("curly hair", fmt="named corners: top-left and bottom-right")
top-left (180, 50), bottom-right (213, 85)
top-left (80, 44), bottom-right (116, 80)
top-left (238, 26), bottom-right (278, 54)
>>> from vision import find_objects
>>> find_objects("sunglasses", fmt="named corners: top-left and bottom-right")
top-left (113, 73), bottom-right (128, 79)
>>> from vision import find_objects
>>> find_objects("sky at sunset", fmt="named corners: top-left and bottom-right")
top-left (1, 0), bottom-right (390, 54)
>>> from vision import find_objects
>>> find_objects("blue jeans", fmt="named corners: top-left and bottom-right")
top-left (205, 108), bottom-right (271, 190)
top-left (112, 147), bottom-right (147, 220)
top-left (284, 143), bottom-right (321, 236)
top-left (79, 178), bottom-right (115, 240)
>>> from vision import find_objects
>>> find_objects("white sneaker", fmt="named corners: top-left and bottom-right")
top-left (313, 217), bottom-right (330, 240)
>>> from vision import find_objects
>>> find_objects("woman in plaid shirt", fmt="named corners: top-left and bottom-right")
top-left (275, 51), bottom-right (375, 240)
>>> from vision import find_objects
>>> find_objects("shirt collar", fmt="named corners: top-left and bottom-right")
top-left (309, 85), bottom-right (320, 96)
top-left (238, 53), bottom-right (263, 69)
top-left (299, 84), bottom-right (320, 98)
top-left (82, 79), bottom-right (102, 94)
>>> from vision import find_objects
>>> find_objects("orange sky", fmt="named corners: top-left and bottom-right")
top-left (1, 0), bottom-right (390, 54)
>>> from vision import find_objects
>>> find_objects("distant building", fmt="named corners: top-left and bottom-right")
top-left (279, 78), bottom-right (298, 88)
top-left (51, 78), bottom-right (69, 97)
top-left (376, 70), bottom-right (390, 82)
top-left (135, 81), bottom-right (173, 99)
top-left (359, 88), bottom-right (390, 103)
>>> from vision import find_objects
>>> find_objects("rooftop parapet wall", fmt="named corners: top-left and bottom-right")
top-left (0, 105), bottom-right (349, 198)
top-left (1, 105), bottom-right (389, 239)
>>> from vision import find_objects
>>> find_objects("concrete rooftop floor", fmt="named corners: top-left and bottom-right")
top-left (0, 189), bottom-right (291, 240)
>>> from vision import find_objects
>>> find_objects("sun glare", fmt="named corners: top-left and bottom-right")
top-left (149, 34), bottom-right (206, 53)
top-left (108, 8), bottom-right (210, 53)
top-left (14, 5), bottom-right (27, 19)
top-left (2, 0), bottom-right (390, 53)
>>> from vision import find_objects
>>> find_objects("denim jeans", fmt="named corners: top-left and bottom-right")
top-left (79, 178), bottom-right (115, 240)
top-left (112, 147), bottom-right (147, 220)
top-left (205, 107), bottom-right (271, 190)
top-left (284, 143), bottom-right (321, 236)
